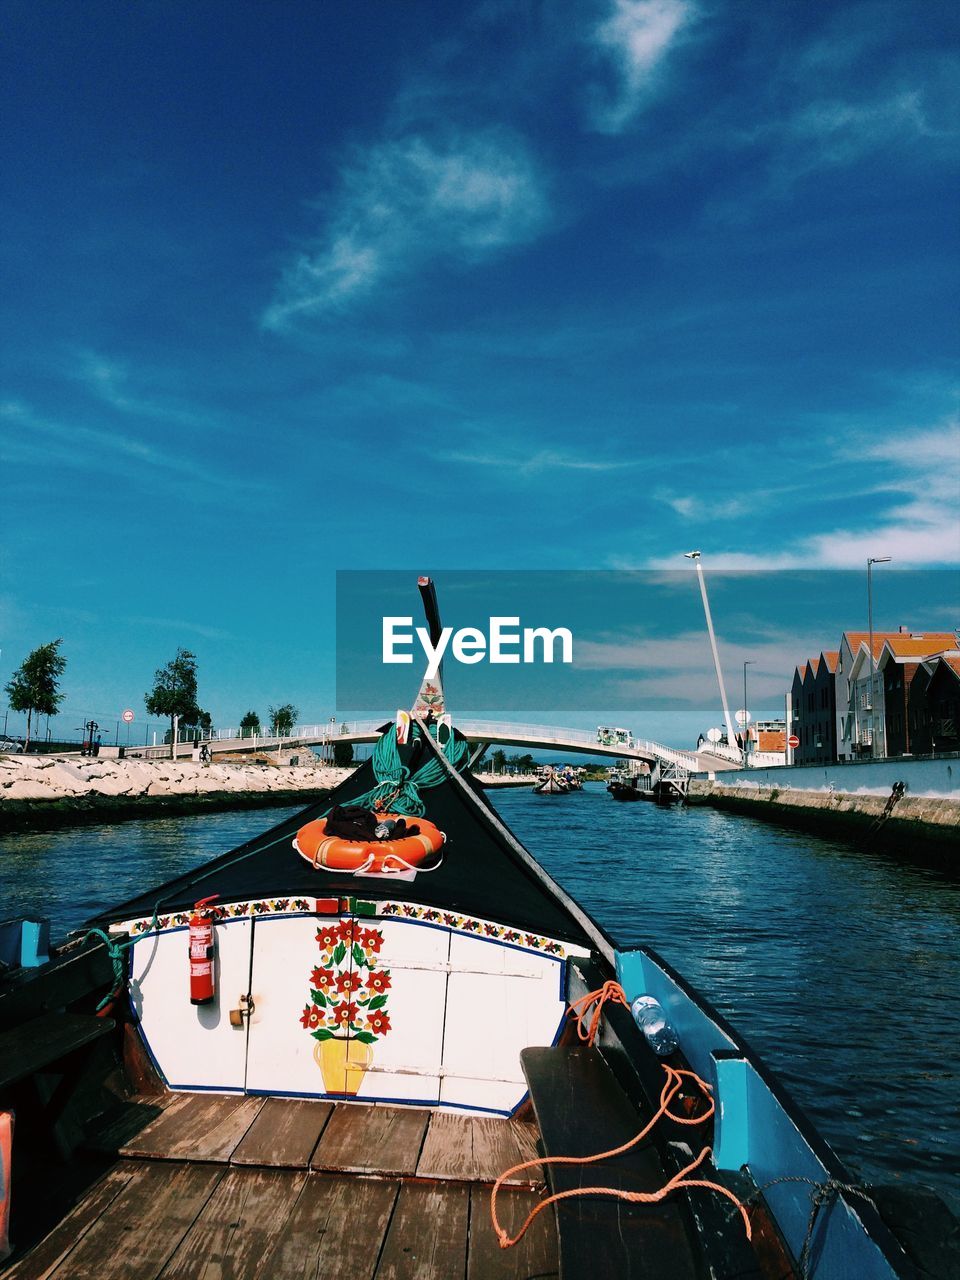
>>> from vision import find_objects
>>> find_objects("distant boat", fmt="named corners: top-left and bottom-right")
top-left (609, 769), bottom-right (685, 806)
top-left (533, 768), bottom-right (569, 795)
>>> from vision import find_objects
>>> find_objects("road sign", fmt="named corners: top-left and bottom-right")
top-left (706, 728), bottom-right (722, 743)
top-left (122, 709), bottom-right (135, 723)
top-left (787, 734), bottom-right (800, 749)
top-left (735, 709), bottom-right (751, 727)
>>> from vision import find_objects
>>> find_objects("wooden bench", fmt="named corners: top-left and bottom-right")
top-left (0, 1012), bottom-right (116, 1092)
top-left (521, 1041), bottom-right (766, 1280)
top-left (521, 1044), bottom-right (702, 1279)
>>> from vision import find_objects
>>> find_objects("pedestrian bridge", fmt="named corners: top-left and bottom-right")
top-left (175, 719), bottom-right (702, 773)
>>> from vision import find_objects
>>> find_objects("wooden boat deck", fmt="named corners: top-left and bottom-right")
top-left (5, 1094), bottom-right (558, 1280)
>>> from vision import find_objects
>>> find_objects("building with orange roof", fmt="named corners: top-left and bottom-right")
top-left (882, 640), bottom-right (960, 756)
top-left (844, 629), bottom-right (957, 758)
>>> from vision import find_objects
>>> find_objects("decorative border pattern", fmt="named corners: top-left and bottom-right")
top-left (115, 896), bottom-right (583, 959)
top-left (117, 897), bottom-right (316, 935)
top-left (378, 901), bottom-right (571, 956)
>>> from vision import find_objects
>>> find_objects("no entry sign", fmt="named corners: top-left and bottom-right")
top-left (787, 734), bottom-right (799, 749)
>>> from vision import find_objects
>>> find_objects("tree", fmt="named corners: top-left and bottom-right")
top-left (333, 740), bottom-right (354, 767)
top-left (146, 649), bottom-right (200, 756)
top-left (239, 710), bottom-right (261, 737)
top-left (491, 748), bottom-right (507, 774)
top-left (269, 703), bottom-right (298, 736)
top-left (5, 639), bottom-right (66, 750)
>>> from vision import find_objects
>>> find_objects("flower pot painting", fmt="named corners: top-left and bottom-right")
top-left (300, 919), bottom-right (391, 1095)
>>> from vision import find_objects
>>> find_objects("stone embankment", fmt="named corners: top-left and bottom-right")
top-left (0, 754), bottom-right (351, 833)
top-left (688, 778), bottom-right (959, 860)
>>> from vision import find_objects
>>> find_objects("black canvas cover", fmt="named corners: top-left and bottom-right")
top-left (94, 733), bottom-right (592, 946)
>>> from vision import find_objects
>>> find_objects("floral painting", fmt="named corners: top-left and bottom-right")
top-left (300, 918), bottom-right (392, 1093)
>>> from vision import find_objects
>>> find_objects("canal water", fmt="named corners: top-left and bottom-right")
top-left (1, 783), bottom-right (957, 1211)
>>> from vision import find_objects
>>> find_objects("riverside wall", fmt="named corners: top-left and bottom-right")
top-left (688, 756), bottom-right (959, 860)
top-left (0, 754), bottom-right (351, 833)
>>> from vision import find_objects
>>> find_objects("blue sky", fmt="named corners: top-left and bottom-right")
top-left (1, 0), bottom-right (958, 742)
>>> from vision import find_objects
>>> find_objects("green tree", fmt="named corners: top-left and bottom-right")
top-left (269, 703), bottom-right (298, 736)
top-left (333, 740), bottom-right (354, 767)
top-left (491, 748), bottom-right (507, 774)
top-left (239, 710), bottom-right (261, 737)
top-left (4, 639), bottom-right (67, 750)
top-left (508, 752), bottom-right (537, 773)
top-left (146, 649), bottom-right (200, 756)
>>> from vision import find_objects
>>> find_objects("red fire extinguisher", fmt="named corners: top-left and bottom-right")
top-left (189, 895), bottom-right (220, 1006)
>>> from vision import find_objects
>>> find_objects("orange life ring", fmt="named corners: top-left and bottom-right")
top-left (293, 813), bottom-right (446, 876)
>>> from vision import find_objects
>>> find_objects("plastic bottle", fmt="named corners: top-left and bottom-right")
top-left (630, 995), bottom-right (679, 1056)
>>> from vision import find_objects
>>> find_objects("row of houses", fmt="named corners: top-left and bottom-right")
top-left (789, 629), bottom-right (960, 764)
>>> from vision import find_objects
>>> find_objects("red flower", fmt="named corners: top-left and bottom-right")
top-left (311, 966), bottom-right (335, 992)
top-left (366, 970), bottom-right (391, 993)
top-left (316, 926), bottom-right (338, 950)
top-left (299, 1004), bottom-right (325, 1030)
top-left (332, 1001), bottom-right (358, 1027)
top-left (338, 919), bottom-right (358, 943)
top-left (361, 928), bottom-right (384, 953)
top-left (366, 1010), bottom-right (391, 1036)
top-left (336, 971), bottom-right (362, 995)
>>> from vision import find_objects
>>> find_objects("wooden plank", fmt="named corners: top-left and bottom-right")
top-left (467, 1184), bottom-right (559, 1280)
top-left (417, 1113), bottom-right (542, 1186)
top-left (259, 1173), bottom-right (399, 1280)
top-left (158, 1168), bottom-right (307, 1279)
top-left (231, 1097), bottom-right (333, 1168)
top-left (0, 1013), bottom-right (115, 1090)
top-left (120, 1093), bottom-right (264, 1162)
top-left (311, 1104), bottom-right (429, 1176)
top-left (374, 1181), bottom-right (469, 1280)
top-left (3, 1164), bottom-right (144, 1280)
top-left (37, 1161), bottom-right (224, 1279)
top-left (85, 1092), bottom-right (181, 1154)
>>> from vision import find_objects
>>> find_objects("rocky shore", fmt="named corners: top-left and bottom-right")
top-left (0, 754), bottom-right (351, 833)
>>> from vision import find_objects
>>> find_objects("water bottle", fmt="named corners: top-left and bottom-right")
top-left (630, 995), bottom-right (679, 1056)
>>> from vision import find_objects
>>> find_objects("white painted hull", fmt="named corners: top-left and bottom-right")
top-left (122, 900), bottom-right (587, 1116)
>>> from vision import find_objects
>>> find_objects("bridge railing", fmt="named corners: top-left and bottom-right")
top-left (457, 721), bottom-right (699, 771)
top-left (192, 717), bottom-right (699, 772)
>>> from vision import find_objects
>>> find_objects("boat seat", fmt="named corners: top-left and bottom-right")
top-left (0, 1012), bottom-right (115, 1092)
top-left (520, 1044), bottom-right (703, 1280)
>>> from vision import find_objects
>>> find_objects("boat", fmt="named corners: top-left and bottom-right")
top-left (533, 767), bottom-right (569, 794)
top-left (0, 577), bottom-right (955, 1279)
top-left (610, 764), bottom-right (686, 806)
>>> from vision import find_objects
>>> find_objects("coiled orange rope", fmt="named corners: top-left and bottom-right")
top-left (490, 984), bottom-right (752, 1250)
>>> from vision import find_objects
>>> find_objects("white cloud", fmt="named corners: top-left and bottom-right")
top-left (0, 401), bottom-right (268, 496)
top-left (438, 445), bottom-right (642, 474)
top-left (781, 91), bottom-right (942, 174)
top-left (623, 419), bottom-right (960, 569)
top-left (587, 0), bottom-right (693, 133)
top-left (264, 130), bottom-right (548, 328)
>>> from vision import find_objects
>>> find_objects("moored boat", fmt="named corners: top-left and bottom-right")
top-left (0, 578), bottom-right (955, 1279)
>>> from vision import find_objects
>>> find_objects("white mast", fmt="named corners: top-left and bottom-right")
top-left (685, 551), bottom-right (736, 750)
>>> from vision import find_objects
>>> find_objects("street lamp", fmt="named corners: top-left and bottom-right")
top-left (684, 551), bottom-right (736, 751)
top-left (867, 556), bottom-right (891, 758)
top-left (742, 661), bottom-right (754, 768)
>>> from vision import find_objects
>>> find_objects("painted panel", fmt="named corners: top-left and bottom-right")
top-left (128, 919), bottom-right (252, 1091)
top-left (248, 916), bottom-right (447, 1105)
top-left (245, 915), bottom-right (340, 1097)
top-left (352, 919), bottom-right (447, 1103)
top-left (440, 936), bottom-right (565, 1114)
